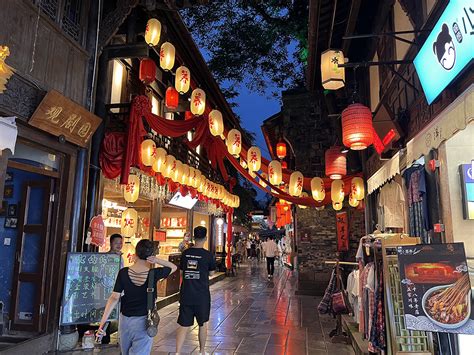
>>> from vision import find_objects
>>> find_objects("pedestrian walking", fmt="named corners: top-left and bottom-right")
top-left (246, 239), bottom-right (252, 259)
top-left (262, 236), bottom-right (278, 279)
top-left (176, 226), bottom-right (216, 354)
top-left (96, 240), bottom-right (177, 355)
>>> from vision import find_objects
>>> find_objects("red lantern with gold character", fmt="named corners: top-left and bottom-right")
top-left (139, 58), bottom-right (156, 84)
top-left (165, 87), bottom-right (179, 110)
top-left (325, 146), bottom-right (346, 179)
top-left (342, 103), bottom-right (374, 150)
top-left (276, 140), bottom-right (287, 159)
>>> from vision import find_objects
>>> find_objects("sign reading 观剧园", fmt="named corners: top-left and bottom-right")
top-left (413, 0), bottom-right (473, 104)
top-left (29, 90), bottom-right (101, 147)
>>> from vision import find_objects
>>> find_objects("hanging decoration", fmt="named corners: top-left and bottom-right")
top-left (342, 103), bottom-right (374, 150)
top-left (121, 208), bottom-right (138, 237)
top-left (160, 42), bottom-right (175, 70)
top-left (171, 160), bottom-right (183, 182)
top-left (351, 177), bottom-right (365, 200)
top-left (124, 174), bottom-right (140, 202)
top-left (0, 46), bottom-right (14, 93)
top-left (240, 159), bottom-right (248, 169)
top-left (325, 146), bottom-right (346, 179)
top-left (321, 49), bottom-right (345, 90)
top-left (165, 87), bottom-right (179, 110)
top-left (152, 147), bottom-right (167, 173)
top-left (349, 194), bottom-right (359, 207)
top-left (209, 109), bottom-right (224, 137)
top-left (276, 140), bottom-right (287, 160)
top-left (144, 18), bottom-right (161, 46)
top-left (311, 177), bottom-right (325, 202)
top-left (175, 66), bottom-right (191, 94)
top-left (139, 58), bottom-right (156, 84)
top-left (180, 164), bottom-right (190, 185)
top-left (333, 201), bottom-right (343, 211)
top-left (289, 171), bottom-right (304, 197)
top-left (226, 129), bottom-right (242, 157)
top-left (162, 154), bottom-right (176, 178)
top-left (190, 88), bottom-right (206, 116)
top-left (247, 146), bottom-right (261, 172)
top-left (331, 179), bottom-right (344, 203)
top-left (140, 139), bottom-right (156, 166)
top-left (268, 160), bottom-right (282, 186)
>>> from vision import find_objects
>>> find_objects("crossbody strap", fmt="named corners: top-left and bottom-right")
top-left (147, 269), bottom-right (155, 314)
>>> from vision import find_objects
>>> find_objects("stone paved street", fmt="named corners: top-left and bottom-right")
top-left (151, 261), bottom-right (355, 355)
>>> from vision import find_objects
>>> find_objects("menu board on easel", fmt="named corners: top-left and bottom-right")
top-left (397, 243), bottom-right (474, 334)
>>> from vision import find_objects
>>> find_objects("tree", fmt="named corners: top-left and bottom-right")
top-left (181, 0), bottom-right (308, 96)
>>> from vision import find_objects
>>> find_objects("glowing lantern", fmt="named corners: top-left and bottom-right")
top-left (289, 171), bottom-right (304, 197)
top-left (172, 160), bottom-right (183, 182)
top-left (121, 208), bottom-right (138, 237)
top-left (162, 155), bottom-right (176, 178)
top-left (144, 18), bottom-right (161, 46)
top-left (124, 175), bottom-right (140, 202)
top-left (351, 177), bottom-right (365, 200)
top-left (332, 201), bottom-right (343, 211)
top-left (298, 192), bottom-right (309, 209)
top-left (190, 88), bottom-right (206, 115)
top-left (152, 147), bottom-right (167, 173)
top-left (342, 103), bottom-right (374, 150)
top-left (349, 194), bottom-right (360, 207)
top-left (325, 147), bottom-right (346, 179)
top-left (139, 58), bottom-right (156, 84)
top-left (268, 160), bottom-right (282, 185)
top-left (160, 42), bottom-right (175, 70)
top-left (209, 109), bottom-right (224, 137)
top-left (140, 139), bottom-right (156, 166)
top-left (165, 87), bottom-right (179, 110)
top-left (198, 178), bottom-right (206, 193)
top-left (331, 179), bottom-right (345, 203)
top-left (226, 129), bottom-right (242, 157)
top-left (310, 177), bottom-right (325, 202)
top-left (247, 146), bottom-right (261, 172)
top-left (180, 164), bottom-right (190, 185)
top-left (259, 173), bottom-right (268, 188)
top-left (193, 170), bottom-right (202, 189)
top-left (0, 46), bottom-right (14, 93)
top-left (240, 159), bottom-right (248, 169)
top-left (276, 140), bottom-right (287, 159)
top-left (321, 49), bottom-right (345, 90)
top-left (175, 66), bottom-right (191, 94)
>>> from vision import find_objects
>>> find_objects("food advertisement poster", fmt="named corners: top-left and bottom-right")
top-left (397, 243), bottom-right (474, 334)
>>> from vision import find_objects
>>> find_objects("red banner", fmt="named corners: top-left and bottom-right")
top-left (336, 211), bottom-right (349, 252)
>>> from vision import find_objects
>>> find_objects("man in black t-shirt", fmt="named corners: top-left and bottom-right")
top-left (176, 226), bottom-right (216, 354)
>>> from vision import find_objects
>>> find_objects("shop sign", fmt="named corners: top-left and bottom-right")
top-left (29, 90), bottom-right (101, 147)
top-left (89, 215), bottom-right (105, 247)
top-left (459, 163), bottom-right (474, 219)
top-left (336, 212), bottom-right (349, 252)
top-left (414, 0), bottom-right (474, 104)
top-left (397, 243), bottom-right (474, 334)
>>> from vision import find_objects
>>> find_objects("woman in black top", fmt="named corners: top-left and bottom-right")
top-left (97, 240), bottom-right (177, 354)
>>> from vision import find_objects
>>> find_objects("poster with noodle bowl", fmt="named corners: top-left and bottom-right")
top-left (397, 243), bottom-right (474, 334)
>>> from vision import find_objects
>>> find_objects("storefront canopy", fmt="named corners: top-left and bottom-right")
top-left (367, 152), bottom-right (400, 195)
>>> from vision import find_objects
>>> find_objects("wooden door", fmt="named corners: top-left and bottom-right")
top-left (9, 179), bottom-right (54, 332)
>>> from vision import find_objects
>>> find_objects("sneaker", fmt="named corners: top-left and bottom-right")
top-left (268, 275), bottom-right (271, 279)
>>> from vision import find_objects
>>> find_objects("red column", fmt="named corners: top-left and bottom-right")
top-left (226, 210), bottom-right (232, 270)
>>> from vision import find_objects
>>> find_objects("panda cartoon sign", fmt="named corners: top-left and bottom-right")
top-left (414, 0), bottom-right (473, 104)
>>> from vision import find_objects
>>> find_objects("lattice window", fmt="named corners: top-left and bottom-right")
top-left (61, 0), bottom-right (83, 42)
top-left (32, 0), bottom-right (59, 21)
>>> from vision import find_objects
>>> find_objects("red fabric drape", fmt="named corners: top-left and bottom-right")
top-left (100, 132), bottom-right (126, 179)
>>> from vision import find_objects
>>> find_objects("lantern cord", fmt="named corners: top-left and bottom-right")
top-left (30, 0), bottom-right (42, 73)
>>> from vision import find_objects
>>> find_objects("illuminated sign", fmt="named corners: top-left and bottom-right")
top-left (459, 163), bottom-right (474, 220)
top-left (168, 192), bottom-right (198, 210)
top-left (413, 0), bottom-right (473, 104)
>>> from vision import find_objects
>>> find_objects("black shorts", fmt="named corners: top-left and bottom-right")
top-left (177, 303), bottom-right (210, 327)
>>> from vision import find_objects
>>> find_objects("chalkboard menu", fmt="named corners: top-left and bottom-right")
top-left (60, 253), bottom-right (121, 325)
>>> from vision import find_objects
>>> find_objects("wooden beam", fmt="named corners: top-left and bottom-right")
top-left (342, 0), bottom-right (362, 54)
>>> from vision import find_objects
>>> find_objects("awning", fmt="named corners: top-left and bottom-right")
top-left (367, 151), bottom-right (400, 195)
top-left (406, 84), bottom-right (474, 165)
top-left (0, 116), bottom-right (17, 154)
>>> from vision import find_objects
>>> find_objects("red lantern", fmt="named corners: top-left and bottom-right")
top-left (165, 87), bottom-right (179, 110)
top-left (185, 111), bottom-right (193, 120)
top-left (281, 161), bottom-right (288, 169)
top-left (325, 146), bottom-right (346, 179)
top-left (276, 140), bottom-right (287, 159)
top-left (342, 103), bottom-right (374, 150)
top-left (139, 58), bottom-right (156, 84)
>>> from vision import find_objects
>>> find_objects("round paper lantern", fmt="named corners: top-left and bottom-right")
top-left (162, 155), bottom-right (176, 178)
top-left (180, 164), bottom-right (190, 185)
top-left (349, 194), bottom-right (360, 207)
top-left (160, 42), bottom-right (175, 70)
top-left (144, 18), bottom-right (161, 46)
top-left (121, 208), bottom-right (138, 237)
top-left (198, 178), bottom-right (206, 193)
top-left (209, 109), bottom-right (224, 137)
top-left (247, 146), bottom-right (261, 172)
top-left (152, 147), bottom-right (167, 173)
top-left (332, 201), bottom-right (343, 211)
top-left (259, 173), bottom-right (268, 188)
top-left (193, 170), bottom-right (202, 189)
top-left (310, 177), bottom-right (325, 202)
top-left (141, 139), bottom-right (156, 166)
top-left (298, 192), bottom-right (309, 209)
top-left (175, 66), bottom-right (191, 94)
top-left (276, 140), bottom-right (287, 159)
top-left (226, 129), bottom-right (242, 157)
top-left (139, 58), bottom-right (156, 84)
top-left (268, 160), bottom-right (282, 185)
top-left (124, 175), bottom-right (140, 202)
top-left (190, 88), bottom-right (206, 116)
top-left (351, 177), bottom-right (365, 200)
top-left (165, 87), bottom-right (179, 110)
top-left (289, 171), bottom-right (304, 197)
top-left (172, 160), bottom-right (183, 182)
top-left (321, 49), bottom-right (345, 90)
top-left (342, 103), bottom-right (374, 150)
top-left (331, 179), bottom-right (344, 203)
top-left (325, 146), bottom-right (346, 179)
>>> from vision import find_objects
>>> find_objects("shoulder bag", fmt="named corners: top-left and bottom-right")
top-left (145, 269), bottom-right (160, 337)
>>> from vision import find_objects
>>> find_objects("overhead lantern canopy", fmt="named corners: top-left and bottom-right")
top-left (124, 175), bottom-right (140, 203)
top-left (209, 109), bottom-right (224, 137)
top-left (226, 129), bottom-right (242, 157)
top-left (311, 177), bottom-right (325, 202)
top-left (351, 177), bottom-right (365, 200)
top-left (144, 18), bottom-right (161, 46)
top-left (268, 160), bottom-right (282, 186)
top-left (325, 146), bottom-right (346, 180)
top-left (331, 179), bottom-right (345, 203)
top-left (342, 103), bottom-right (374, 150)
top-left (289, 171), bottom-right (304, 197)
top-left (190, 88), bottom-right (206, 116)
top-left (152, 148), bottom-right (167, 173)
top-left (321, 49), bottom-right (345, 90)
top-left (160, 42), bottom-right (175, 70)
top-left (139, 58), bottom-right (156, 84)
top-left (175, 66), bottom-right (191, 94)
top-left (140, 139), bottom-right (156, 166)
top-left (276, 140), bottom-right (287, 160)
top-left (165, 87), bottom-right (179, 110)
top-left (247, 146), bottom-right (261, 172)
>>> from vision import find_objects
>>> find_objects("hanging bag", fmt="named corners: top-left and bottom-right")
top-left (331, 272), bottom-right (352, 315)
top-left (145, 269), bottom-right (160, 337)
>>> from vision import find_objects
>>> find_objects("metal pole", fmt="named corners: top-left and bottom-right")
top-left (338, 60), bottom-right (411, 68)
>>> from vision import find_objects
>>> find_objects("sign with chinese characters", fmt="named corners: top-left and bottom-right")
top-left (336, 211), bottom-right (349, 252)
top-left (29, 90), bottom-right (101, 147)
top-left (60, 253), bottom-right (120, 325)
top-left (397, 243), bottom-right (474, 334)
top-left (414, 0), bottom-right (474, 104)
top-left (89, 215), bottom-right (105, 247)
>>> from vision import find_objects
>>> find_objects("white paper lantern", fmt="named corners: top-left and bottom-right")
top-left (121, 208), bottom-right (138, 237)
top-left (289, 171), bottom-right (304, 197)
top-left (209, 109), bottom-right (224, 137)
top-left (144, 18), bottom-right (161, 46)
top-left (331, 179), bottom-right (345, 203)
top-left (226, 129), bottom-right (242, 157)
top-left (141, 139), bottom-right (156, 167)
top-left (124, 175), bottom-right (140, 202)
top-left (247, 146), bottom-right (261, 172)
top-left (351, 177), bottom-right (365, 200)
top-left (175, 66), bottom-right (191, 94)
top-left (321, 49), bottom-right (345, 90)
top-left (160, 42), bottom-right (175, 70)
top-left (268, 160), bottom-right (282, 186)
top-left (311, 177), bottom-right (325, 202)
top-left (190, 88), bottom-right (206, 116)
top-left (152, 148), bottom-right (167, 173)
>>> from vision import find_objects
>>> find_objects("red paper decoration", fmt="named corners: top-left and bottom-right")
top-left (139, 58), bottom-right (156, 84)
top-left (325, 146), bottom-right (346, 180)
top-left (185, 111), bottom-right (194, 120)
top-left (165, 87), bottom-right (179, 110)
top-left (281, 161), bottom-right (288, 169)
top-left (342, 103), bottom-right (374, 150)
top-left (276, 141), bottom-right (287, 159)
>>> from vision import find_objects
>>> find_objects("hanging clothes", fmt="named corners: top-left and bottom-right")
top-left (369, 261), bottom-right (386, 352)
top-left (379, 181), bottom-right (406, 230)
top-left (318, 268), bottom-right (337, 315)
top-left (346, 269), bottom-right (360, 323)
